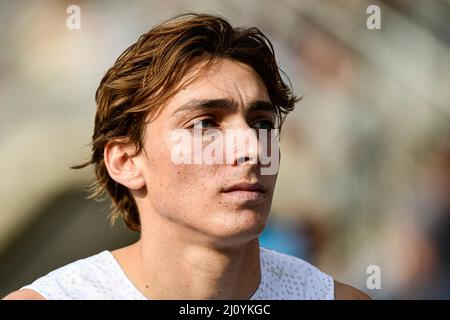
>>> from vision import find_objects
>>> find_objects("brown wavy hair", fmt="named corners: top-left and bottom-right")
top-left (72, 13), bottom-right (299, 232)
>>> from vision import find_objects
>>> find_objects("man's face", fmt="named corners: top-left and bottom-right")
top-left (135, 58), bottom-right (279, 247)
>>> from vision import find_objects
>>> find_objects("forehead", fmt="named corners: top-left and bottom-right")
top-left (161, 58), bottom-right (270, 115)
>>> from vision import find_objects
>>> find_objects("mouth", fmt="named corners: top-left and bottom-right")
top-left (221, 182), bottom-right (267, 201)
top-left (222, 182), bottom-right (267, 193)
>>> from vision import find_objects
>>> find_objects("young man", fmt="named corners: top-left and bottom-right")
top-left (4, 13), bottom-right (369, 300)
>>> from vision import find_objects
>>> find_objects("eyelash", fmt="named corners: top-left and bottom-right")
top-left (187, 117), bottom-right (275, 130)
top-left (187, 118), bottom-right (217, 129)
top-left (253, 119), bottom-right (275, 130)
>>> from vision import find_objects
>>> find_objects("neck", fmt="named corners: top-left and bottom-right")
top-left (112, 215), bottom-right (261, 299)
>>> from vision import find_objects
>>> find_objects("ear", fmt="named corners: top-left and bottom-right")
top-left (104, 140), bottom-right (146, 191)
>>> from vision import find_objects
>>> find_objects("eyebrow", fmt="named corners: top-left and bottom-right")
top-left (172, 98), bottom-right (276, 117)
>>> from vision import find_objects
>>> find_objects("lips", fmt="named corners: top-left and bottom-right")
top-left (222, 182), bottom-right (267, 194)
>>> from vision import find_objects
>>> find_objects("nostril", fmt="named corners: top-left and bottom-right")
top-left (237, 156), bottom-right (249, 164)
top-left (236, 155), bottom-right (257, 165)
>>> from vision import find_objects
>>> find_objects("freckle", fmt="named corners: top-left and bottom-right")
top-left (177, 171), bottom-right (180, 174)
top-left (146, 285), bottom-right (149, 288)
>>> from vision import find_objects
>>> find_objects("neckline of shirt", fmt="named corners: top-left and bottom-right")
top-left (101, 247), bottom-right (270, 300)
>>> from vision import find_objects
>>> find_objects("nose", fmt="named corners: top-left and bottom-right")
top-left (226, 121), bottom-right (260, 166)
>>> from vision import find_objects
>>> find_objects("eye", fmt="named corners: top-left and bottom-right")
top-left (189, 118), bottom-right (217, 129)
top-left (252, 119), bottom-right (275, 130)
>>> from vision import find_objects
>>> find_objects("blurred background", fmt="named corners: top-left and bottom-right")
top-left (0, 0), bottom-right (449, 299)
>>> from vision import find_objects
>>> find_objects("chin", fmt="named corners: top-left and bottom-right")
top-left (206, 210), bottom-right (268, 246)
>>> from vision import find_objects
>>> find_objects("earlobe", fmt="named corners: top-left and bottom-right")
top-left (104, 142), bottom-right (146, 191)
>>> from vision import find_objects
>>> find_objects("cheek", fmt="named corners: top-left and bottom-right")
top-left (144, 134), bottom-right (220, 203)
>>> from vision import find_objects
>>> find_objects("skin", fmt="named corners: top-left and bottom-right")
top-left (3, 58), bottom-right (370, 300)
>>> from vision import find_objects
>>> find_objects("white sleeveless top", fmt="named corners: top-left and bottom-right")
top-left (21, 247), bottom-right (334, 300)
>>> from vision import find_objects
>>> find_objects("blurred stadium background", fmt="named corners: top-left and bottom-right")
top-left (0, 0), bottom-right (449, 299)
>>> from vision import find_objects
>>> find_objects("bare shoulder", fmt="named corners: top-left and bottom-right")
top-left (2, 289), bottom-right (46, 300)
top-left (334, 280), bottom-right (372, 300)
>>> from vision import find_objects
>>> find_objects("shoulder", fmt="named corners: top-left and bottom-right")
top-left (2, 289), bottom-right (46, 300)
top-left (260, 248), bottom-right (371, 300)
top-left (5, 251), bottom-right (115, 300)
top-left (334, 280), bottom-right (372, 300)
top-left (261, 247), bottom-right (331, 281)
top-left (259, 247), bottom-right (334, 299)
